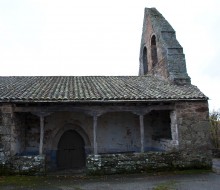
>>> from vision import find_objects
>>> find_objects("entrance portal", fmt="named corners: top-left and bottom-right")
top-left (57, 130), bottom-right (85, 169)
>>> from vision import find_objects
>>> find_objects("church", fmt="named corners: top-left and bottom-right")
top-left (0, 8), bottom-right (211, 174)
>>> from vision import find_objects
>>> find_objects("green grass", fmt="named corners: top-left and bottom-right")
top-left (0, 175), bottom-right (88, 189)
top-left (171, 169), bottom-right (212, 175)
top-left (0, 169), bottom-right (212, 189)
top-left (147, 169), bottom-right (211, 177)
top-left (153, 180), bottom-right (177, 190)
top-left (0, 175), bottom-right (54, 189)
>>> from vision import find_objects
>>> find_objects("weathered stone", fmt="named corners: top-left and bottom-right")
top-left (0, 155), bottom-right (45, 175)
top-left (212, 158), bottom-right (220, 174)
top-left (86, 151), bottom-right (211, 175)
top-left (139, 8), bottom-right (191, 85)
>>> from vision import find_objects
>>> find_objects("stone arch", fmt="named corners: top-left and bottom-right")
top-left (52, 123), bottom-right (91, 152)
top-left (151, 34), bottom-right (158, 67)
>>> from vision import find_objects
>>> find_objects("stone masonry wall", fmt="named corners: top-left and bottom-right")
top-left (139, 8), bottom-right (191, 85)
top-left (174, 101), bottom-right (212, 171)
top-left (87, 151), bottom-right (211, 175)
top-left (0, 105), bottom-right (45, 175)
top-left (175, 101), bottom-right (211, 155)
top-left (0, 106), bottom-right (26, 158)
top-left (0, 155), bottom-right (45, 175)
top-left (0, 105), bottom-right (16, 158)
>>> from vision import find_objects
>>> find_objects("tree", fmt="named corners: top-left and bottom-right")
top-left (210, 110), bottom-right (220, 149)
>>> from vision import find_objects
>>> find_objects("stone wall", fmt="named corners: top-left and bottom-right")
top-left (175, 101), bottom-right (211, 153)
top-left (0, 105), bottom-right (14, 158)
top-left (0, 106), bottom-right (26, 158)
top-left (97, 112), bottom-right (140, 153)
top-left (174, 101), bottom-right (212, 168)
top-left (0, 155), bottom-right (45, 175)
top-left (87, 151), bottom-right (211, 175)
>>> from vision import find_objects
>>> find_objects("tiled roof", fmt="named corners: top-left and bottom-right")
top-left (0, 76), bottom-right (207, 103)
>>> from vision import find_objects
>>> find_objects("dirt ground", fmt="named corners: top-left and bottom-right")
top-left (0, 171), bottom-right (220, 190)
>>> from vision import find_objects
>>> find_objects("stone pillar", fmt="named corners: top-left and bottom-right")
top-left (32, 112), bottom-right (50, 155)
top-left (87, 111), bottom-right (102, 155)
top-left (39, 115), bottom-right (44, 155)
top-left (93, 115), bottom-right (98, 155)
top-left (139, 114), bottom-right (145, 153)
top-left (170, 111), bottom-right (179, 147)
top-left (133, 110), bottom-right (148, 153)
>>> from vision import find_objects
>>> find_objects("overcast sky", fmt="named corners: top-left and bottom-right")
top-left (0, 0), bottom-right (219, 110)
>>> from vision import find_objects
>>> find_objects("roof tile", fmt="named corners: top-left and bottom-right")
top-left (0, 76), bottom-right (207, 102)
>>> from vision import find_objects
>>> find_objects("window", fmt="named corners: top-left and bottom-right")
top-left (143, 47), bottom-right (148, 74)
top-left (151, 35), bottom-right (158, 67)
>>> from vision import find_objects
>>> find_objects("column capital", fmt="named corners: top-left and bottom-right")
top-left (87, 110), bottom-right (103, 118)
top-left (132, 109), bottom-right (150, 116)
top-left (31, 112), bottom-right (51, 118)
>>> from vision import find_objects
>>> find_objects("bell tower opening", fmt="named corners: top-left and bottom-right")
top-left (151, 35), bottom-right (158, 68)
top-left (143, 46), bottom-right (148, 74)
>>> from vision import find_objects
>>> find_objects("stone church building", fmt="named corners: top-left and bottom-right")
top-left (0, 8), bottom-right (211, 174)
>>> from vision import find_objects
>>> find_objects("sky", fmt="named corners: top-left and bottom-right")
top-left (0, 0), bottom-right (219, 111)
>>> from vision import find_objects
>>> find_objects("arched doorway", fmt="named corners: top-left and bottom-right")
top-left (57, 130), bottom-right (85, 169)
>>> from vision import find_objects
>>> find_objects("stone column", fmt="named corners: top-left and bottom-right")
top-left (93, 115), bottom-right (98, 155)
top-left (170, 111), bottom-right (179, 147)
top-left (39, 115), bottom-right (44, 155)
top-left (32, 112), bottom-right (51, 155)
top-left (139, 114), bottom-right (145, 153)
top-left (133, 110), bottom-right (148, 153)
top-left (87, 111), bottom-right (102, 155)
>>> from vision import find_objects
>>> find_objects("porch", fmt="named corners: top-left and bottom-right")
top-left (0, 102), bottom-right (179, 173)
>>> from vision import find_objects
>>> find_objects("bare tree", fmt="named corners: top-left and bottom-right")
top-left (210, 110), bottom-right (220, 149)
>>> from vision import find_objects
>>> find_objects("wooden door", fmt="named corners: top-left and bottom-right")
top-left (57, 130), bottom-right (85, 169)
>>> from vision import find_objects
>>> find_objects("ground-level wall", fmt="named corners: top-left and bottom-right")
top-left (87, 151), bottom-right (211, 175)
top-left (0, 155), bottom-right (45, 175)
top-left (175, 101), bottom-right (211, 156)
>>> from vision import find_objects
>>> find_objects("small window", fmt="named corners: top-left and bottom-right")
top-left (143, 47), bottom-right (148, 74)
top-left (151, 35), bottom-right (158, 67)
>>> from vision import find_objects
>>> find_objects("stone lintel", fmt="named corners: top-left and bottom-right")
top-left (14, 104), bottom-right (174, 115)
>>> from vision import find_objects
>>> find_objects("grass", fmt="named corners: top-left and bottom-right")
top-left (0, 175), bottom-right (88, 189)
top-left (0, 175), bottom-right (52, 189)
top-left (169, 169), bottom-right (212, 175)
top-left (153, 180), bottom-right (177, 190)
top-left (0, 169), bottom-right (212, 189)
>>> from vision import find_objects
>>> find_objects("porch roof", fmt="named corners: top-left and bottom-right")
top-left (0, 76), bottom-right (207, 103)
